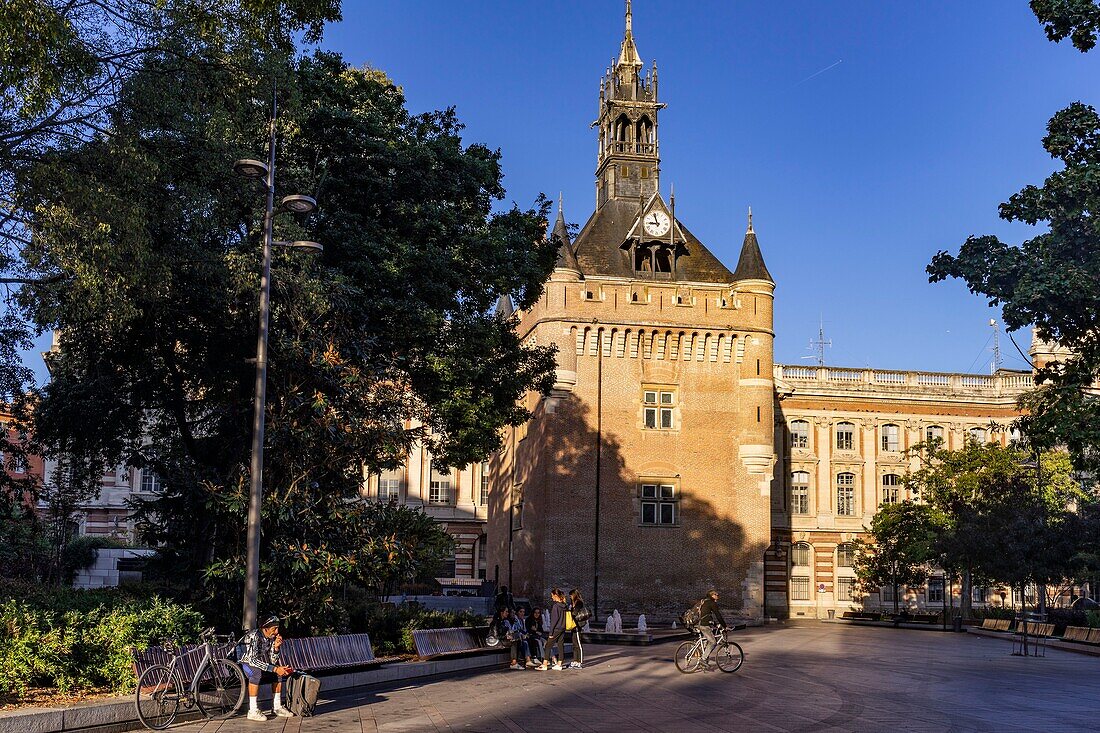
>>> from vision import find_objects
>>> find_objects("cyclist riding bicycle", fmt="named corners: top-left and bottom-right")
top-left (694, 589), bottom-right (727, 663)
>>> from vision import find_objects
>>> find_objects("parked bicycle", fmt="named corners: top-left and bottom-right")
top-left (674, 626), bottom-right (744, 673)
top-left (134, 627), bottom-right (246, 730)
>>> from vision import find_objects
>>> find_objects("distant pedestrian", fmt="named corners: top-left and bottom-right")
top-left (568, 589), bottom-right (591, 669)
top-left (538, 589), bottom-right (568, 671)
top-left (495, 585), bottom-right (516, 614)
top-left (527, 607), bottom-right (547, 663)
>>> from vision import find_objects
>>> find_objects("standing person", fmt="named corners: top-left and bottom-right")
top-left (239, 615), bottom-right (295, 721)
top-left (538, 589), bottom-right (568, 671)
top-left (526, 606), bottom-right (547, 664)
top-left (696, 589), bottom-right (727, 665)
top-left (568, 589), bottom-right (591, 669)
top-left (495, 585), bottom-right (516, 614)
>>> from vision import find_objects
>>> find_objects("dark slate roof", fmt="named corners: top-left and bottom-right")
top-left (732, 228), bottom-right (773, 283)
top-left (571, 198), bottom-right (735, 283)
top-left (495, 294), bottom-right (515, 318)
top-left (551, 207), bottom-right (580, 271)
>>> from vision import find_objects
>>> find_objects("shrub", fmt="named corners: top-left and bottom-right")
top-left (1087, 610), bottom-right (1100, 628)
top-left (0, 581), bottom-right (203, 696)
top-left (1047, 607), bottom-right (1088, 635)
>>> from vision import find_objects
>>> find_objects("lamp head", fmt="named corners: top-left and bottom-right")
top-left (233, 159), bottom-right (269, 180)
top-left (279, 194), bottom-right (317, 215)
top-left (273, 240), bottom-right (323, 253)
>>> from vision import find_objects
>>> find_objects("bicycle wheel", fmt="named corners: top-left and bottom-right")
top-left (135, 664), bottom-right (181, 730)
top-left (715, 640), bottom-right (744, 673)
top-left (195, 657), bottom-right (246, 719)
top-left (674, 640), bottom-right (703, 673)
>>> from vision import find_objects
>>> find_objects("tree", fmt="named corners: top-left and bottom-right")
top-left (854, 501), bottom-right (945, 614)
top-left (0, 0), bottom-right (342, 403)
top-left (16, 40), bottom-right (557, 630)
top-left (927, 2), bottom-right (1100, 473)
top-left (906, 440), bottom-right (1084, 619)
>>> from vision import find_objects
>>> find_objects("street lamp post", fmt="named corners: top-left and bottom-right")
top-left (234, 92), bottom-right (321, 631)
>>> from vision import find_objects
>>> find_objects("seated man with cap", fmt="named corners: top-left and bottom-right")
top-left (239, 615), bottom-right (295, 721)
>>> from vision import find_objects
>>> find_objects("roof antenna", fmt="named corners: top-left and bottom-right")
top-left (801, 316), bottom-right (832, 367)
top-left (747, 206), bottom-right (754, 233)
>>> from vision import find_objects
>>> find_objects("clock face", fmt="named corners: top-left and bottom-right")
top-left (643, 210), bottom-right (671, 238)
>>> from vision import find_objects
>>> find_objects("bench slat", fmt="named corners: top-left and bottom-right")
top-left (412, 627), bottom-right (489, 658)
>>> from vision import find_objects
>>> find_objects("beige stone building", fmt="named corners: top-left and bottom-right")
top-left (770, 365), bottom-right (1032, 618)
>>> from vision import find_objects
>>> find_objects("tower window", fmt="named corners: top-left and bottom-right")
top-left (643, 387), bottom-right (676, 430)
top-left (640, 482), bottom-right (678, 526)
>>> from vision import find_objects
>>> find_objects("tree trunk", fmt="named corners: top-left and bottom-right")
top-left (961, 565), bottom-right (973, 621)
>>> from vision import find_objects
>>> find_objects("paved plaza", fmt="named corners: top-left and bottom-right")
top-left (176, 624), bottom-right (1100, 733)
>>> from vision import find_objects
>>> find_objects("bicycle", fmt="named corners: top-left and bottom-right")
top-left (674, 626), bottom-right (744, 674)
top-left (134, 627), bottom-right (246, 730)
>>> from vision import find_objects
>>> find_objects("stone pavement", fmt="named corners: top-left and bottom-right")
top-left (172, 624), bottom-right (1100, 732)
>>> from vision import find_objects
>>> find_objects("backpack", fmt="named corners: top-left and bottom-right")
top-left (285, 672), bottom-right (321, 717)
top-left (680, 599), bottom-right (705, 628)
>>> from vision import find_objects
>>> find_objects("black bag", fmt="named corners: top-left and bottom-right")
top-left (285, 672), bottom-right (321, 717)
top-left (680, 599), bottom-right (705, 627)
top-left (572, 605), bottom-right (592, 627)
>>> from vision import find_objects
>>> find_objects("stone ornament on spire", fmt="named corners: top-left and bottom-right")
top-left (619, 0), bottom-right (643, 69)
top-left (748, 206), bottom-right (754, 233)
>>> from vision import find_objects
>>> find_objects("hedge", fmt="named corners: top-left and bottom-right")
top-left (0, 582), bottom-right (203, 695)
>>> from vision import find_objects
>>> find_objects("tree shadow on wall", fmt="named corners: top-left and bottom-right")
top-left (508, 391), bottom-right (766, 623)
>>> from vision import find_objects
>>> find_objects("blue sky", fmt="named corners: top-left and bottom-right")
top-left (319, 0), bottom-right (1100, 374)
top-left (24, 0), bottom-right (1099, 380)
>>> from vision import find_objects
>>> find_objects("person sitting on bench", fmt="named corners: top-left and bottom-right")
top-left (240, 615), bottom-right (296, 721)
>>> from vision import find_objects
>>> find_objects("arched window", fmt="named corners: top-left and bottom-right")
top-left (881, 424), bottom-right (900, 452)
top-left (925, 425), bottom-right (944, 445)
top-left (837, 543), bottom-right (856, 568)
top-left (790, 543), bottom-right (812, 601)
top-left (791, 471), bottom-right (810, 514)
top-left (881, 474), bottom-right (901, 504)
top-left (836, 422), bottom-right (856, 451)
top-left (790, 420), bottom-right (810, 449)
top-left (836, 473), bottom-right (856, 516)
top-left (969, 426), bottom-right (988, 444)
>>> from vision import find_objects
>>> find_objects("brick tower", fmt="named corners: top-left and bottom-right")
top-left (487, 2), bottom-right (777, 622)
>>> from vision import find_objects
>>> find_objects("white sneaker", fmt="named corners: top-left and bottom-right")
top-left (569, 661), bottom-right (582, 669)
top-left (509, 662), bottom-right (522, 670)
top-left (552, 663), bottom-right (563, 671)
top-left (246, 709), bottom-right (269, 722)
top-left (274, 706), bottom-right (295, 717)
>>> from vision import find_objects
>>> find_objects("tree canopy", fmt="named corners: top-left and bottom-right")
top-left (11, 12), bottom-right (558, 627)
top-left (928, 2), bottom-right (1100, 472)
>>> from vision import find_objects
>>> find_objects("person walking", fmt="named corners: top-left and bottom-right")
top-left (538, 589), bottom-right (568, 671)
top-left (568, 589), bottom-right (591, 669)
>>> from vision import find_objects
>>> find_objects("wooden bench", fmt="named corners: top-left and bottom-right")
top-left (1016, 622), bottom-right (1054, 638)
top-left (1088, 628), bottom-right (1100, 644)
top-left (841, 612), bottom-right (881, 621)
top-left (411, 627), bottom-right (499, 659)
top-left (1061, 626), bottom-right (1092, 643)
top-left (132, 642), bottom-right (236, 683)
top-left (133, 633), bottom-right (380, 681)
top-left (980, 618), bottom-right (1012, 631)
top-left (280, 633), bottom-right (378, 671)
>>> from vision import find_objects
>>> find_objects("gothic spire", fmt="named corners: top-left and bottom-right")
top-left (552, 195), bottom-right (580, 272)
top-left (733, 208), bottom-right (773, 282)
top-left (618, 0), bottom-right (643, 69)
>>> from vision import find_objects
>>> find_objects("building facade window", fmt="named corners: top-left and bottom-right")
top-left (837, 543), bottom-right (855, 568)
top-left (429, 462), bottom-right (452, 504)
top-left (791, 542), bottom-right (812, 567)
top-left (643, 387), bottom-right (676, 430)
top-left (881, 474), bottom-right (901, 504)
top-left (926, 425), bottom-right (944, 445)
top-left (836, 473), bottom-right (856, 516)
top-left (790, 420), bottom-right (810, 449)
top-left (640, 482), bottom-right (678, 525)
top-left (837, 577), bottom-right (855, 602)
top-left (141, 471), bottom-right (161, 494)
top-left (477, 536), bottom-right (487, 580)
top-left (836, 422), bottom-right (855, 451)
top-left (927, 577), bottom-right (945, 604)
top-left (791, 471), bottom-right (810, 515)
top-left (972, 585), bottom-right (986, 604)
top-left (379, 468), bottom-right (402, 501)
top-left (791, 576), bottom-right (811, 601)
top-left (881, 424), bottom-right (900, 452)
top-left (881, 584), bottom-right (896, 603)
top-left (479, 460), bottom-right (490, 505)
top-left (969, 427), bottom-right (988, 444)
